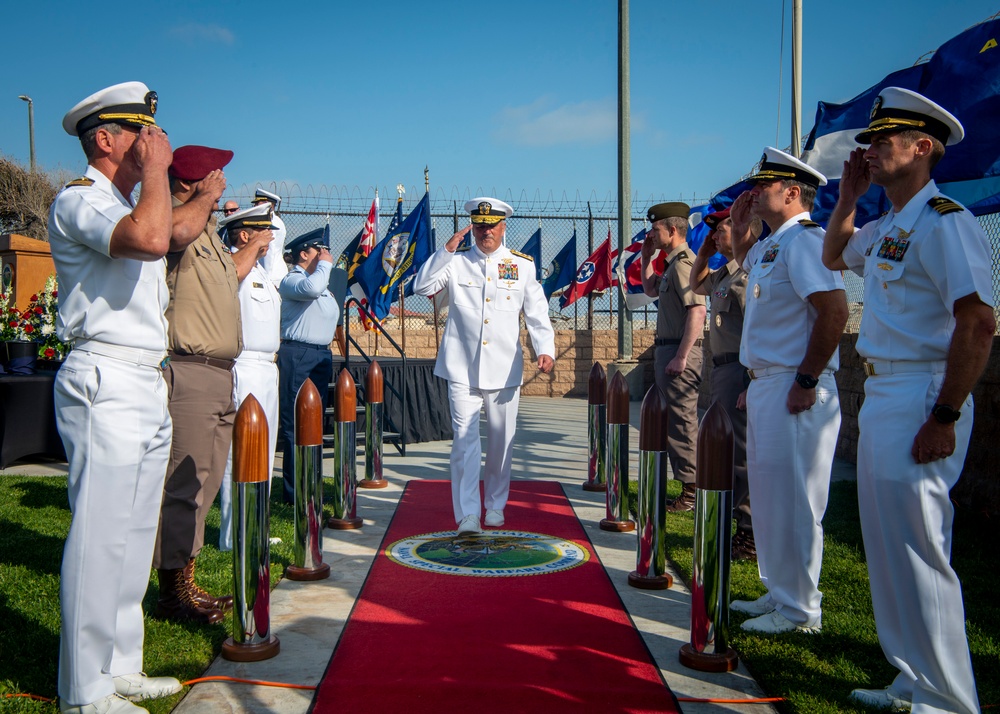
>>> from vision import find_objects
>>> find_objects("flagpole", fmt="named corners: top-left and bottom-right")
top-left (791, 0), bottom-right (802, 157)
top-left (617, 0), bottom-right (634, 360)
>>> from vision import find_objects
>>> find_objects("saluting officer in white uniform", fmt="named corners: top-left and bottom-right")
top-left (728, 148), bottom-right (849, 635)
top-left (413, 198), bottom-right (555, 535)
top-left (49, 82), bottom-right (183, 714)
top-left (216, 204), bottom-right (283, 551)
top-left (824, 88), bottom-right (993, 714)
top-left (251, 188), bottom-right (288, 285)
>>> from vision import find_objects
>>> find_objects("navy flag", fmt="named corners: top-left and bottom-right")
top-left (355, 193), bottom-right (433, 321)
top-left (541, 230), bottom-right (577, 299)
top-left (520, 228), bottom-right (543, 281)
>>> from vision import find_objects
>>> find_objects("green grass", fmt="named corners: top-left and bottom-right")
top-left (1, 476), bottom-right (996, 713)
top-left (639, 479), bottom-right (999, 713)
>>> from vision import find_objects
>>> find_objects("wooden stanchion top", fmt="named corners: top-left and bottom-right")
top-left (606, 371), bottom-right (630, 425)
top-left (233, 395), bottom-right (269, 483)
top-left (335, 368), bottom-right (357, 422)
top-left (588, 362), bottom-right (607, 405)
top-left (696, 401), bottom-right (734, 491)
top-left (639, 384), bottom-right (668, 452)
top-left (366, 358), bottom-right (384, 404)
top-left (295, 378), bottom-right (324, 446)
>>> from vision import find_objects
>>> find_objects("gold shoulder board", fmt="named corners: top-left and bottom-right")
top-left (510, 249), bottom-right (534, 262)
top-left (798, 219), bottom-right (821, 228)
top-left (928, 196), bottom-right (964, 215)
top-left (65, 177), bottom-right (95, 188)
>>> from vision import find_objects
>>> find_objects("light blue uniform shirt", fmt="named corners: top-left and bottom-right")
top-left (278, 262), bottom-right (339, 346)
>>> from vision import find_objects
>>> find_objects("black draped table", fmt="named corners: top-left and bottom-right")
top-left (0, 370), bottom-right (66, 469)
top-left (329, 357), bottom-right (452, 446)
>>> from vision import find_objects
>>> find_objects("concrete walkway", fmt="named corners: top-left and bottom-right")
top-left (2, 396), bottom-right (859, 712)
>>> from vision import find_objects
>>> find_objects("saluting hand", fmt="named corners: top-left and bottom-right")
top-left (537, 355), bottom-right (554, 374)
top-left (730, 191), bottom-right (754, 237)
top-left (132, 125), bottom-right (173, 173)
top-left (838, 148), bottom-right (872, 206)
top-left (317, 246), bottom-right (333, 264)
top-left (248, 228), bottom-right (273, 260)
top-left (445, 225), bottom-right (473, 253)
top-left (195, 169), bottom-right (227, 204)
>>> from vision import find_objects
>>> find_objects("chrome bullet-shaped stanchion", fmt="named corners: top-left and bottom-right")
top-left (327, 368), bottom-right (363, 529)
top-left (286, 379), bottom-right (330, 581)
top-left (359, 358), bottom-right (387, 489)
top-left (223, 395), bottom-right (280, 662)
top-left (628, 385), bottom-right (672, 589)
top-left (600, 371), bottom-right (635, 532)
top-left (583, 362), bottom-right (607, 492)
top-left (680, 401), bottom-right (738, 672)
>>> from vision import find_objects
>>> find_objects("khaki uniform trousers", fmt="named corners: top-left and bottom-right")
top-left (153, 361), bottom-right (235, 569)
top-left (653, 343), bottom-right (702, 485)
top-left (710, 361), bottom-right (751, 531)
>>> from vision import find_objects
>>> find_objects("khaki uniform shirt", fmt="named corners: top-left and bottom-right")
top-left (165, 200), bottom-right (242, 359)
top-left (655, 244), bottom-right (706, 340)
top-left (706, 260), bottom-right (747, 356)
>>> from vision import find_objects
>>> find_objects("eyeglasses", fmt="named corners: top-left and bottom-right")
top-left (223, 208), bottom-right (238, 215)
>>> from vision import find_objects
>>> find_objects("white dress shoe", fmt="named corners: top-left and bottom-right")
top-left (456, 514), bottom-right (482, 535)
top-left (484, 509), bottom-right (505, 527)
top-left (849, 687), bottom-right (912, 711)
top-left (113, 672), bottom-right (182, 702)
top-left (740, 609), bottom-right (821, 634)
top-left (730, 594), bottom-right (775, 616)
top-left (60, 693), bottom-right (146, 714)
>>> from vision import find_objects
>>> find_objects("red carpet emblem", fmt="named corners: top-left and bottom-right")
top-left (387, 530), bottom-right (590, 577)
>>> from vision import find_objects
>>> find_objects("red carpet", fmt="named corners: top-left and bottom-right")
top-left (312, 480), bottom-right (680, 713)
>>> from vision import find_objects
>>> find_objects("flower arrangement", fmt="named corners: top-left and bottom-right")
top-left (0, 288), bottom-right (36, 343)
top-left (0, 275), bottom-right (69, 360)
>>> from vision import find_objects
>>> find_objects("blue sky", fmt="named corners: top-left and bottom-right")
top-left (2, 1), bottom-right (997, 207)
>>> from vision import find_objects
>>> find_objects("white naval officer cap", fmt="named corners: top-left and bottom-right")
top-left (218, 203), bottom-right (278, 235)
top-left (62, 81), bottom-right (159, 137)
top-left (252, 188), bottom-right (282, 208)
top-left (465, 197), bottom-right (513, 225)
top-left (854, 86), bottom-right (964, 146)
top-left (747, 147), bottom-right (828, 188)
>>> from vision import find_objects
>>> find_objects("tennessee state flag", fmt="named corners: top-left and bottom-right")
top-left (559, 235), bottom-right (613, 309)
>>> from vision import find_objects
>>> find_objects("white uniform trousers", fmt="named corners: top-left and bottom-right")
top-left (219, 355), bottom-right (279, 551)
top-left (746, 370), bottom-right (840, 626)
top-left (858, 372), bottom-right (979, 714)
top-left (55, 350), bottom-right (172, 706)
top-left (448, 381), bottom-right (520, 523)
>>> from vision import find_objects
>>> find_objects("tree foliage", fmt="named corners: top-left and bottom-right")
top-left (0, 155), bottom-right (62, 241)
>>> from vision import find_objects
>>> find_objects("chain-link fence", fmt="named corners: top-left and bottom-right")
top-left (239, 191), bottom-right (1000, 335)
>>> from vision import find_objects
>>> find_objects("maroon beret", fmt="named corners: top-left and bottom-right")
top-left (169, 145), bottom-right (234, 181)
top-left (704, 208), bottom-right (731, 230)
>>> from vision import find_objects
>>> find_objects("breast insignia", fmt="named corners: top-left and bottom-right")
top-left (509, 249), bottom-right (534, 262)
top-left (928, 196), bottom-right (964, 215)
top-left (65, 177), bottom-right (96, 188)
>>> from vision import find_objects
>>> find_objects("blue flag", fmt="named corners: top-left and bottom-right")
top-left (686, 204), bottom-right (728, 270)
top-left (520, 228), bottom-right (543, 280)
top-left (541, 231), bottom-right (577, 299)
top-left (355, 193), bottom-right (433, 321)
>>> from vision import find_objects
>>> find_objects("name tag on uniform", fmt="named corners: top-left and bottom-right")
top-left (761, 245), bottom-right (779, 263)
top-left (252, 282), bottom-right (264, 288)
top-left (498, 261), bottom-right (518, 281)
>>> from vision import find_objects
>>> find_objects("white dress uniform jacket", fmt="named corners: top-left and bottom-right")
top-left (49, 165), bottom-right (173, 706)
top-left (841, 180), bottom-right (992, 714)
top-left (413, 243), bottom-right (555, 389)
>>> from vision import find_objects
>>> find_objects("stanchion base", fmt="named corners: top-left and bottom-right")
top-left (285, 562), bottom-right (331, 581)
top-left (222, 635), bottom-right (281, 662)
top-left (358, 479), bottom-right (388, 489)
top-left (582, 481), bottom-right (607, 492)
top-left (627, 571), bottom-right (672, 589)
top-left (678, 644), bottom-right (738, 673)
top-left (327, 516), bottom-right (363, 530)
top-left (599, 518), bottom-right (635, 532)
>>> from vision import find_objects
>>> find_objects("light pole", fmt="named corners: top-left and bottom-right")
top-left (18, 95), bottom-right (35, 172)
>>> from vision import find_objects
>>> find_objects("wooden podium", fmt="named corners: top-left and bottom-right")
top-left (0, 234), bottom-right (55, 310)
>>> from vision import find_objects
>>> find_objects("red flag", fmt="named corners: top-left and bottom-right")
top-left (559, 236), bottom-right (613, 309)
top-left (352, 196), bottom-right (379, 330)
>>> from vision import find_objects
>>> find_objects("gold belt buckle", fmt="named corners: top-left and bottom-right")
top-left (863, 362), bottom-right (876, 377)
top-left (748, 369), bottom-right (758, 380)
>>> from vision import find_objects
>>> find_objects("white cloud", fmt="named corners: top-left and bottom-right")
top-left (493, 96), bottom-right (620, 147)
top-left (168, 23), bottom-right (235, 46)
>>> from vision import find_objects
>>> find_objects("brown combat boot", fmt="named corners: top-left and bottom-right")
top-left (153, 567), bottom-right (224, 625)
top-left (665, 483), bottom-right (697, 513)
top-left (182, 557), bottom-right (233, 613)
top-left (731, 529), bottom-right (758, 562)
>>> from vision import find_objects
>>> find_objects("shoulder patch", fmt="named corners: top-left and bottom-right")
top-left (510, 249), bottom-right (534, 262)
top-left (64, 177), bottom-right (95, 188)
top-left (928, 196), bottom-right (964, 215)
top-left (798, 219), bottom-right (821, 228)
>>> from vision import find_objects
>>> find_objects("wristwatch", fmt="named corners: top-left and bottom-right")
top-left (794, 372), bottom-right (819, 389)
top-left (931, 403), bottom-right (961, 424)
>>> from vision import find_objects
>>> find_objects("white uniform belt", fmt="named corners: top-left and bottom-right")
top-left (863, 360), bottom-right (946, 377)
top-left (74, 339), bottom-right (167, 369)
top-left (748, 366), bottom-right (834, 380)
top-left (237, 349), bottom-right (278, 363)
